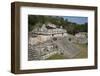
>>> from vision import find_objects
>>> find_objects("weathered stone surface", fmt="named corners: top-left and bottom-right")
top-left (75, 32), bottom-right (88, 44)
top-left (28, 23), bottom-right (87, 60)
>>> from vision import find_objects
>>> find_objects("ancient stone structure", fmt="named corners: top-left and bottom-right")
top-left (28, 23), bottom-right (67, 45)
top-left (75, 32), bottom-right (88, 44)
top-left (28, 23), bottom-right (87, 60)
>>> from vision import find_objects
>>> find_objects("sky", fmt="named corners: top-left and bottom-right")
top-left (63, 16), bottom-right (88, 24)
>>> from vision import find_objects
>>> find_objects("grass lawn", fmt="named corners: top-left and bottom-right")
top-left (74, 44), bottom-right (88, 58)
top-left (46, 53), bottom-right (65, 60)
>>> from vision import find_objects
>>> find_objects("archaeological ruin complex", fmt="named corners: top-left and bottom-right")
top-left (28, 23), bottom-right (88, 60)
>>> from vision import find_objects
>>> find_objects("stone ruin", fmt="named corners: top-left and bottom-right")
top-left (28, 23), bottom-right (88, 60)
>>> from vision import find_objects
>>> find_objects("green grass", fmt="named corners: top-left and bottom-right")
top-left (74, 44), bottom-right (88, 58)
top-left (46, 53), bottom-right (65, 60)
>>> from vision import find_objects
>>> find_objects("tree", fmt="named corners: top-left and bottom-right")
top-left (28, 15), bottom-right (88, 35)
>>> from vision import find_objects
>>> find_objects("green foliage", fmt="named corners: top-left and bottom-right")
top-left (66, 23), bottom-right (88, 35)
top-left (47, 54), bottom-right (65, 60)
top-left (28, 15), bottom-right (88, 35)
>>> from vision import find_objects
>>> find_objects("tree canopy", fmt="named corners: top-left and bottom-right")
top-left (28, 15), bottom-right (88, 35)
